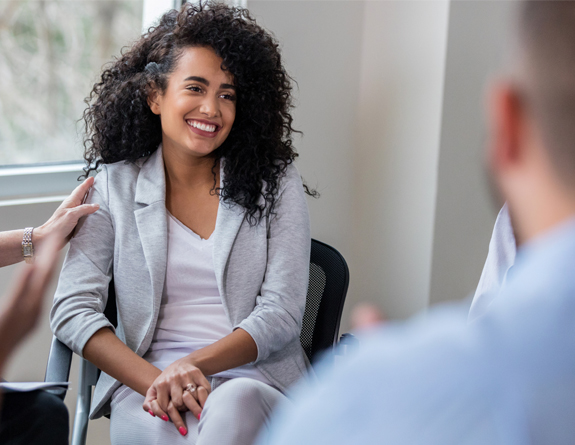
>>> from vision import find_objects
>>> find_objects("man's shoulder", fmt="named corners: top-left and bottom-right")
top-left (271, 304), bottom-right (504, 445)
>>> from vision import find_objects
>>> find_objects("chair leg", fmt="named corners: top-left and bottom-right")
top-left (71, 359), bottom-right (98, 445)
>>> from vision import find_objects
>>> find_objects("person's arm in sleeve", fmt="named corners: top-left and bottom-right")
top-left (0, 177), bottom-right (99, 268)
top-left (49, 167), bottom-right (116, 354)
top-left (49, 166), bottom-right (162, 396)
top-left (185, 164), bottom-right (311, 368)
top-left (235, 164), bottom-right (311, 362)
top-left (0, 236), bottom-right (59, 375)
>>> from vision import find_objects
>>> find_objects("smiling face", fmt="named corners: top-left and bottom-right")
top-left (148, 46), bottom-right (236, 160)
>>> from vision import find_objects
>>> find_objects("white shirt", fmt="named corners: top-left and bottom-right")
top-left (468, 204), bottom-right (517, 321)
top-left (144, 212), bottom-right (270, 384)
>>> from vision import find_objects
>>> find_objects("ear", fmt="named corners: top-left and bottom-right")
top-left (147, 86), bottom-right (162, 115)
top-left (487, 81), bottom-right (526, 174)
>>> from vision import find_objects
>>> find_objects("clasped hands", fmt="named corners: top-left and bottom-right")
top-left (143, 356), bottom-right (211, 437)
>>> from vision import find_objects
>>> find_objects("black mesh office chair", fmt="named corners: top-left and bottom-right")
top-left (45, 238), bottom-right (350, 445)
top-left (301, 239), bottom-right (350, 364)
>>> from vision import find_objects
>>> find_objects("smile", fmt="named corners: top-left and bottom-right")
top-left (186, 119), bottom-right (219, 133)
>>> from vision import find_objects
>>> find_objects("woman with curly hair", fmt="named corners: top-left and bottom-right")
top-left (50, 2), bottom-right (312, 443)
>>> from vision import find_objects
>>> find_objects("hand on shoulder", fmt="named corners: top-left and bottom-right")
top-left (35, 177), bottom-right (100, 249)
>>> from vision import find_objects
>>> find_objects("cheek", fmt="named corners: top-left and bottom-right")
top-left (218, 110), bottom-right (235, 143)
top-left (227, 110), bottom-right (236, 132)
top-left (159, 101), bottom-right (179, 122)
top-left (224, 102), bottom-right (236, 125)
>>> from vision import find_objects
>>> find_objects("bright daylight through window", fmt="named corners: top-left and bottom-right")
top-left (0, 0), bottom-right (143, 166)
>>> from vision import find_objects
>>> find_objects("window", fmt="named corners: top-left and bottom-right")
top-left (0, 0), bottom-right (144, 166)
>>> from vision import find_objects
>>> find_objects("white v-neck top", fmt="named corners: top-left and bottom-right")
top-left (144, 211), bottom-right (270, 384)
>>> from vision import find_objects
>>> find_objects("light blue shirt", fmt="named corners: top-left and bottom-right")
top-left (261, 218), bottom-right (575, 445)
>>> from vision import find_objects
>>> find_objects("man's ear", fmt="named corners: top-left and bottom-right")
top-left (147, 86), bottom-right (161, 115)
top-left (487, 81), bottom-right (526, 174)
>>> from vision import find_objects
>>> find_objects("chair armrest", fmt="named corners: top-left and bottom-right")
top-left (44, 336), bottom-right (73, 400)
top-left (336, 332), bottom-right (359, 356)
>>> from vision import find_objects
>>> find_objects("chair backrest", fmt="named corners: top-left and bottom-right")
top-left (300, 239), bottom-right (350, 364)
top-left (105, 279), bottom-right (118, 327)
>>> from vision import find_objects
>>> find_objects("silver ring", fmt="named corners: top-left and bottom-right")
top-left (184, 383), bottom-right (196, 393)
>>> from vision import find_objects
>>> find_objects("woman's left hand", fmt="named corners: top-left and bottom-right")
top-left (143, 357), bottom-right (212, 430)
top-left (35, 176), bottom-right (100, 248)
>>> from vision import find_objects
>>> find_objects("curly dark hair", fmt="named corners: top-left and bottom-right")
top-left (82, 1), bottom-right (316, 223)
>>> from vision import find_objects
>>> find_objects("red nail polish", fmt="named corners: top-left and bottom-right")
top-left (179, 426), bottom-right (187, 436)
top-left (148, 410), bottom-right (155, 417)
top-left (197, 413), bottom-right (201, 421)
top-left (161, 415), bottom-right (169, 422)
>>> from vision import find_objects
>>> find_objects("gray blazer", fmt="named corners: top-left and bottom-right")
top-left (50, 147), bottom-right (311, 418)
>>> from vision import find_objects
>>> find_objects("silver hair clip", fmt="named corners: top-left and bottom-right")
top-left (145, 61), bottom-right (161, 74)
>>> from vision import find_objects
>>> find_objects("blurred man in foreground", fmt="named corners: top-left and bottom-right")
top-left (262, 2), bottom-right (575, 443)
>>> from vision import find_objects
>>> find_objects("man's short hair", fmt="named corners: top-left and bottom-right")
top-left (518, 0), bottom-right (575, 187)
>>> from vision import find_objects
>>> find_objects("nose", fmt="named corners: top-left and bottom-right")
top-left (199, 94), bottom-right (220, 118)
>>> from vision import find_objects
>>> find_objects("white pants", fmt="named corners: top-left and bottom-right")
top-left (109, 377), bottom-right (287, 445)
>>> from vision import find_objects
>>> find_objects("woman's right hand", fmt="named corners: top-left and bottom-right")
top-left (143, 357), bottom-right (212, 436)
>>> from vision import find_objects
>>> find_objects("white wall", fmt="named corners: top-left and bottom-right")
top-left (350, 0), bottom-right (449, 320)
top-left (429, 0), bottom-right (515, 305)
top-left (251, 0), bottom-right (451, 324)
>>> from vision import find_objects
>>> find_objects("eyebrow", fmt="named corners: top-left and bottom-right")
top-left (183, 76), bottom-right (236, 90)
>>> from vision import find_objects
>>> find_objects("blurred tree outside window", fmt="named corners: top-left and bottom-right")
top-left (0, 0), bottom-right (144, 166)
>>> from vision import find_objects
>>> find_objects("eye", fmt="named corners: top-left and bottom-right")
top-left (186, 85), bottom-right (203, 93)
top-left (220, 92), bottom-right (236, 101)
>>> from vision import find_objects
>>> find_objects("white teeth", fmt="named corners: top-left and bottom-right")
top-left (187, 120), bottom-right (217, 133)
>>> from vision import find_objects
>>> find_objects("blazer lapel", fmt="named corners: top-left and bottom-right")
top-left (131, 151), bottom-right (243, 308)
top-left (213, 200), bottom-right (245, 298)
top-left (134, 147), bottom-right (168, 310)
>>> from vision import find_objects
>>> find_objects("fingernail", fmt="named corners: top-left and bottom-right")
top-left (161, 415), bottom-right (169, 422)
top-left (148, 410), bottom-right (155, 417)
top-left (197, 412), bottom-right (201, 421)
top-left (179, 426), bottom-right (187, 436)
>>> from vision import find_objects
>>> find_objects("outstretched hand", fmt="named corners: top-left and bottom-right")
top-left (0, 235), bottom-right (60, 373)
top-left (143, 357), bottom-right (212, 436)
top-left (35, 176), bottom-right (99, 248)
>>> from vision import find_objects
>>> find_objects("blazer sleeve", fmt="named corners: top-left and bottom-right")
top-left (236, 164), bottom-right (311, 362)
top-left (50, 166), bottom-right (116, 357)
